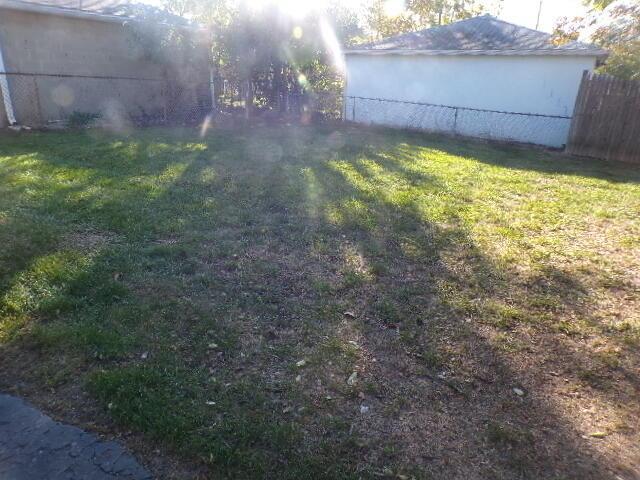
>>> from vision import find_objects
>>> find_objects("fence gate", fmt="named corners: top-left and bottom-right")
top-left (566, 71), bottom-right (640, 163)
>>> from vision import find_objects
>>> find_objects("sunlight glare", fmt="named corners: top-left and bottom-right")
top-left (383, 0), bottom-right (405, 17)
top-left (245, 0), bottom-right (316, 18)
top-left (320, 18), bottom-right (346, 73)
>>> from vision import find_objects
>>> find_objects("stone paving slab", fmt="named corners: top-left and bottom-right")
top-left (0, 393), bottom-right (152, 480)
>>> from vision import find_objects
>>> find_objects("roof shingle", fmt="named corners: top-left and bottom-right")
top-left (0, 0), bottom-right (191, 24)
top-left (348, 15), bottom-right (607, 57)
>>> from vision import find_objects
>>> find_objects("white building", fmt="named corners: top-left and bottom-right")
top-left (344, 15), bottom-right (607, 148)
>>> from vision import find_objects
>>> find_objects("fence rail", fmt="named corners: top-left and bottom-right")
top-left (0, 71), bottom-right (343, 128)
top-left (0, 71), bottom-right (211, 127)
top-left (567, 71), bottom-right (640, 163)
top-left (344, 95), bottom-right (573, 148)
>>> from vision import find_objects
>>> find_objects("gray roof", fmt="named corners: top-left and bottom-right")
top-left (348, 15), bottom-right (607, 57)
top-left (0, 0), bottom-right (192, 24)
top-left (6, 0), bottom-right (129, 13)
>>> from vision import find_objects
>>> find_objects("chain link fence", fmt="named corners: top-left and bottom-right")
top-left (0, 72), bottom-right (343, 129)
top-left (344, 96), bottom-right (573, 148)
top-left (1, 72), bottom-right (212, 128)
top-left (214, 76), bottom-right (343, 123)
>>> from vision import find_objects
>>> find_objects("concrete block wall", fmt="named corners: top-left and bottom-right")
top-left (0, 8), bottom-right (208, 125)
top-left (0, 9), bottom-right (164, 78)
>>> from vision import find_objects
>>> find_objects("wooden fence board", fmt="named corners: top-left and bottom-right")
top-left (567, 71), bottom-right (640, 163)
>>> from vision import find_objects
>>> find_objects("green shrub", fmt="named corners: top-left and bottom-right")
top-left (67, 111), bottom-right (101, 128)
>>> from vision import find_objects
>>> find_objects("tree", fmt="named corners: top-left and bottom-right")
top-left (365, 0), bottom-right (503, 40)
top-left (408, 0), bottom-right (495, 26)
top-left (366, 0), bottom-right (417, 40)
top-left (551, 16), bottom-right (583, 45)
top-left (553, 1), bottom-right (640, 81)
top-left (162, 0), bottom-right (197, 17)
top-left (585, 0), bottom-right (616, 11)
top-left (592, 3), bottom-right (640, 80)
top-left (159, 0), bottom-right (363, 118)
top-left (120, 4), bottom-right (206, 66)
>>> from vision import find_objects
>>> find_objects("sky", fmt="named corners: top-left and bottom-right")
top-left (140, 0), bottom-right (590, 33)
top-left (500, 0), bottom-right (588, 32)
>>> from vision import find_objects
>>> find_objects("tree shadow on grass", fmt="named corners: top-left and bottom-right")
top-left (0, 124), bottom-right (638, 479)
top-left (297, 135), bottom-right (635, 479)
top-left (344, 124), bottom-right (640, 185)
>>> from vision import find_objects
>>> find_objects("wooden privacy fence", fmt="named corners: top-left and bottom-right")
top-left (567, 71), bottom-right (640, 163)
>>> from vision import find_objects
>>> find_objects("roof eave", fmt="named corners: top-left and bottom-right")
top-left (0, 0), bottom-right (131, 23)
top-left (0, 0), bottom-right (200, 29)
top-left (344, 48), bottom-right (608, 59)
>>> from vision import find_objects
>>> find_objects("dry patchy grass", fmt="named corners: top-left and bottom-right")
top-left (1, 125), bottom-right (639, 479)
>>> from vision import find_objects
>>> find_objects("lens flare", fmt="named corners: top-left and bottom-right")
top-left (51, 84), bottom-right (74, 107)
top-left (319, 18), bottom-right (345, 73)
top-left (200, 113), bottom-right (213, 138)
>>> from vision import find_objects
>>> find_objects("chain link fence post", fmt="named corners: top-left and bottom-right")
top-left (453, 107), bottom-right (458, 135)
top-left (352, 96), bottom-right (356, 122)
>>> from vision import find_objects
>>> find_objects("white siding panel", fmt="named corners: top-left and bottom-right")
top-left (454, 109), bottom-right (572, 147)
top-left (344, 54), bottom-right (596, 147)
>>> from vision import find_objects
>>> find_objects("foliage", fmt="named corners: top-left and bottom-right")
top-left (365, 0), bottom-right (503, 41)
top-left (592, 3), bottom-right (640, 80)
top-left (585, 0), bottom-right (616, 11)
top-left (67, 111), bottom-right (101, 128)
top-left (148, 0), bottom-right (362, 117)
top-left (225, 2), bottom-right (358, 116)
top-left (551, 16), bottom-right (583, 45)
top-left (553, 1), bottom-right (640, 81)
top-left (408, 0), bottom-right (499, 27)
top-left (119, 4), bottom-right (207, 67)
top-left (365, 0), bottom-right (417, 40)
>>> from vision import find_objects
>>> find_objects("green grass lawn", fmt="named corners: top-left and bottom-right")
top-left (1, 124), bottom-right (639, 479)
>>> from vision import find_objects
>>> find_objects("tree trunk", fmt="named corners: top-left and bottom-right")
top-left (244, 77), bottom-right (253, 120)
top-left (273, 63), bottom-right (285, 113)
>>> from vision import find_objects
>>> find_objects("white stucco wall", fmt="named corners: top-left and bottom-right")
top-left (344, 54), bottom-right (597, 147)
